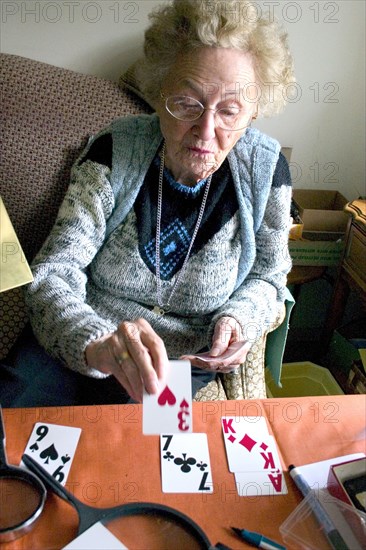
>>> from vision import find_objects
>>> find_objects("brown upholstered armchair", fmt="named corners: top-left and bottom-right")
top-left (0, 53), bottom-right (292, 401)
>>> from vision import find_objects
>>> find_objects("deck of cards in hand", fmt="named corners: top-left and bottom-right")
top-left (222, 416), bottom-right (288, 496)
top-left (143, 360), bottom-right (213, 494)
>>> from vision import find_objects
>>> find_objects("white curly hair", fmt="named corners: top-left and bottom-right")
top-left (137, 0), bottom-right (296, 118)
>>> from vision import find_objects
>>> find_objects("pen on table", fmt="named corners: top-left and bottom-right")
top-left (288, 464), bottom-right (348, 550)
top-left (231, 527), bottom-right (286, 550)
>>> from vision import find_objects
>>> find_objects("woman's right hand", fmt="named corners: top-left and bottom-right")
top-left (85, 318), bottom-right (169, 403)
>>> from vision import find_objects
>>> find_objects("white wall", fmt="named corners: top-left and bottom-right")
top-left (1, 0), bottom-right (365, 200)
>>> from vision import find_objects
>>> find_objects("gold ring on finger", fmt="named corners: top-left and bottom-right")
top-left (118, 351), bottom-right (130, 364)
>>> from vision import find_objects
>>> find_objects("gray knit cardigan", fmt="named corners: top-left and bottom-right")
top-left (25, 113), bottom-right (292, 378)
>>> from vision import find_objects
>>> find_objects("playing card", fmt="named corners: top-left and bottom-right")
top-left (160, 433), bottom-right (213, 493)
top-left (235, 468), bottom-right (288, 496)
top-left (227, 432), bottom-right (282, 475)
top-left (62, 522), bottom-right (127, 549)
top-left (23, 423), bottom-right (82, 485)
top-left (183, 341), bottom-right (251, 369)
top-left (143, 360), bottom-right (192, 435)
top-left (222, 416), bottom-right (274, 473)
top-left (221, 416), bottom-right (286, 497)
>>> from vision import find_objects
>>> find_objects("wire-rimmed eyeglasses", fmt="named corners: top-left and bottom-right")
top-left (161, 94), bottom-right (253, 131)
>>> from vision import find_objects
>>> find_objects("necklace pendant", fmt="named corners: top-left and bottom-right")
top-left (152, 305), bottom-right (165, 315)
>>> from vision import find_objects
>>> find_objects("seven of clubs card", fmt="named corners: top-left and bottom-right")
top-left (160, 433), bottom-right (213, 493)
top-left (221, 416), bottom-right (287, 496)
top-left (143, 360), bottom-right (192, 435)
top-left (23, 422), bottom-right (81, 485)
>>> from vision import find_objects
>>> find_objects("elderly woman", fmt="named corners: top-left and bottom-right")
top-left (9, 0), bottom-right (294, 406)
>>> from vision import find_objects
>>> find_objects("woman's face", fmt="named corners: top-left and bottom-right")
top-left (155, 47), bottom-right (258, 186)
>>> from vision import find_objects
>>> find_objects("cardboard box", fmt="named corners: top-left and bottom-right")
top-left (327, 457), bottom-right (366, 512)
top-left (288, 232), bottom-right (345, 266)
top-left (289, 190), bottom-right (348, 266)
top-left (292, 189), bottom-right (349, 232)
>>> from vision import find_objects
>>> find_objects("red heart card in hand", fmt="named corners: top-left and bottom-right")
top-left (143, 360), bottom-right (192, 435)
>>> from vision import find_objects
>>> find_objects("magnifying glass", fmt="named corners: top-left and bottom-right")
top-left (0, 407), bottom-right (47, 542)
top-left (22, 453), bottom-right (214, 549)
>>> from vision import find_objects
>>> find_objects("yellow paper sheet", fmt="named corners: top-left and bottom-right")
top-left (0, 196), bottom-right (33, 292)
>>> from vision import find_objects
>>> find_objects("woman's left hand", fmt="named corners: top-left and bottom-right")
top-left (180, 316), bottom-right (252, 373)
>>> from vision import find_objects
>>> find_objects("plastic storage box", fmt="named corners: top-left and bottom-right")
top-left (265, 362), bottom-right (344, 398)
top-left (280, 489), bottom-right (366, 550)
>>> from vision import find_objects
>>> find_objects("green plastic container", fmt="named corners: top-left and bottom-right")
top-left (265, 362), bottom-right (344, 397)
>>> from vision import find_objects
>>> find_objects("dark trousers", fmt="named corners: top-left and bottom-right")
top-left (0, 327), bottom-right (214, 408)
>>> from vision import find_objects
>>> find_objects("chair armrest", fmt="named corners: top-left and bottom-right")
top-left (265, 287), bottom-right (295, 386)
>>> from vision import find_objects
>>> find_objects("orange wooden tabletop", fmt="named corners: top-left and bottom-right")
top-left (1, 395), bottom-right (365, 550)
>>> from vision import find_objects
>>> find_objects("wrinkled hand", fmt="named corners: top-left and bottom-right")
top-left (85, 318), bottom-right (169, 402)
top-left (181, 316), bottom-right (251, 373)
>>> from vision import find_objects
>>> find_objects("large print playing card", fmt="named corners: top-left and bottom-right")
top-left (222, 416), bottom-right (272, 473)
top-left (235, 468), bottom-right (288, 496)
top-left (63, 522), bottom-right (127, 549)
top-left (23, 423), bottom-right (82, 485)
top-left (143, 360), bottom-right (192, 435)
top-left (160, 433), bottom-right (213, 493)
top-left (221, 416), bottom-right (286, 496)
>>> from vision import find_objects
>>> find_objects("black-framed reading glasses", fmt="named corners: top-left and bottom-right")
top-left (161, 93), bottom-right (254, 131)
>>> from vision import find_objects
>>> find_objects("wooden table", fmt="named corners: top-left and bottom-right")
top-left (2, 396), bottom-right (365, 550)
top-left (321, 199), bottom-right (366, 359)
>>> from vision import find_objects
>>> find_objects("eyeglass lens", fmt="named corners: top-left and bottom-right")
top-left (0, 477), bottom-right (42, 530)
top-left (165, 95), bottom-right (250, 130)
top-left (106, 514), bottom-right (206, 550)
